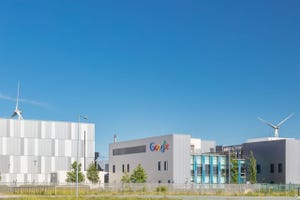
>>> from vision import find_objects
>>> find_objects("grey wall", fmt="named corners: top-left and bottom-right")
top-left (172, 134), bottom-right (191, 184)
top-left (286, 139), bottom-right (300, 184)
top-left (109, 134), bottom-right (192, 184)
top-left (243, 140), bottom-right (286, 184)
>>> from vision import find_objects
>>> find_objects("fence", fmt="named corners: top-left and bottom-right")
top-left (0, 182), bottom-right (300, 196)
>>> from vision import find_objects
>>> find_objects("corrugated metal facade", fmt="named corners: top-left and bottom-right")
top-left (0, 118), bottom-right (95, 184)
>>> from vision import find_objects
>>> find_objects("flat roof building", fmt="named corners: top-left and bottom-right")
top-left (109, 134), bottom-right (229, 184)
top-left (0, 118), bottom-right (95, 184)
top-left (243, 137), bottom-right (300, 184)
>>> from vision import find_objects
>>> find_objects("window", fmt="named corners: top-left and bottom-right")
top-left (213, 166), bottom-right (218, 175)
top-left (191, 169), bottom-right (194, 177)
top-left (164, 161), bottom-right (168, 171)
top-left (278, 163), bottom-right (283, 173)
top-left (257, 164), bottom-right (261, 174)
top-left (197, 166), bottom-right (202, 176)
top-left (112, 145), bottom-right (146, 156)
top-left (205, 164), bottom-right (210, 174)
top-left (112, 165), bottom-right (116, 173)
top-left (270, 164), bottom-right (274, 173)
top-left (127, 164), bottom-right (130, 172)
top-left (122, 164), bottom-right (125, 173)
top-left (158, 161), bottom-right (161, 171)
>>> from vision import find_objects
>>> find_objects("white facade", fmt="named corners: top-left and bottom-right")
top-left (0, 118), bottom-right (95, 184)
top-left (109, 134), bottom-right (215, 184)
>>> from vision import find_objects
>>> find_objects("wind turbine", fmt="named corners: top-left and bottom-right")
top-left (258, 114), bottom-right (294, 138)
top-left (11, 82), bottom-right (23, 120)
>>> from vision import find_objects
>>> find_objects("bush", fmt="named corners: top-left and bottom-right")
top-left (156, 186), bottom-right (167, 192)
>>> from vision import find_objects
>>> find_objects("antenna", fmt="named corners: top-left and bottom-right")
top-left (258, 114), bottom-right (293, 137)
top-left (11, 81), bottom-right (23, 120)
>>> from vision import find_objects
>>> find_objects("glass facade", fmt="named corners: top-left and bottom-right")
top-left (191, 154), bottom-right (228, 184)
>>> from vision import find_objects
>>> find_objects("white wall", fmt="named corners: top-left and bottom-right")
top-left (0, 118), bottom-right (95, 184)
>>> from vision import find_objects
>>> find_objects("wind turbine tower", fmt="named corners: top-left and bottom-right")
top-left (258, 114), bottom-right (293, 138)
top-left (11, 82), bottom-right (23, 120)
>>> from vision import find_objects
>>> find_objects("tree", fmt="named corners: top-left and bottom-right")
top-left (248, 151), bottom-right (257, 184)
top-left (130, 164), bottom-right (147, 183)
top-left (87, 162), bottom-right (99, 184)
top-left (66, 161), bottom-right (85, 183)
top-left (121, 172), bottom-right (131, 183)
top-left (230, 159), bottom-right (239, 184)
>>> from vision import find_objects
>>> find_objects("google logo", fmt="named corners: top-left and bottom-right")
top-left (150, 140), bottom-right (170, 153)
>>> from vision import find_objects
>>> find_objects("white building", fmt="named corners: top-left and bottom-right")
top-left (0, 118), bottom-right (95, 184)
top-left (109, 134), bottom-right (217, 184)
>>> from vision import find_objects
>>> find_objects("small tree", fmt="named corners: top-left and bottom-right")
top-left (130, 164), bottom-right (147, 183)
top-left (230, 159), bottom-right (239, 184)
top-left (87, 162), bottom-right (99, 184)
top-left (248, 151), bottom-right (257, 184)
top-left (121, 172), bottom-right (131, 183)
top-left (66, 161), bottom-right (85, 183)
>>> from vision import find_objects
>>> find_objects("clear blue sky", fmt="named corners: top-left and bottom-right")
top-left (0, 1), bottom-right (299, 158)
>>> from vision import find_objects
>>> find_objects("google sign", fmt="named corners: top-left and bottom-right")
top-left (149, 140), bottom-right (170, 153)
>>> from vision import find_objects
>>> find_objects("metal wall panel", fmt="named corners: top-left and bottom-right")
top-left (55, 157), bottom-right (70, 171)
top-left (13, 156), bottom-right (21, 173)
top-left (43, 122), bottom-right (52, 139)
top-left (44, 157), bottom-right (51, 173)
top-left (24, 121), bottom-right (39, 138)
top-left (12, 120), bottom-right (21, 137)
top-left (7, 138), bottom-right (21, 155)
top-left (55, 123), bottom-right (69, 140)
top-left (27, 139), bottom-right (35, 156)
top-left (27, 156), bottom-right (39, 173)
top-left (0, 119), bottom-right (7, 137)
top-left (39, 139), bottom-right (52, 156)
top-left (0, 119), bottom-right (95, 184)
top-left (0, 155), bottom-right (9, 173)
top-left (57, 140), bottom-right (65, 156)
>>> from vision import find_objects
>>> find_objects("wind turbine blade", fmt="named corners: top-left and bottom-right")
top-left (258, 117), bottom-right (276, 129)
top-left (277, 113), bottom-right (294, 127)
top-left (11, 112), bottom-right (17, 118)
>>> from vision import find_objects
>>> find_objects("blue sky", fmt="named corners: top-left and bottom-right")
top-left (0, 1), bottom-right (299, 157)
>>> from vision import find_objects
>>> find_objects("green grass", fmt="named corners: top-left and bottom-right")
top-left (7, 185), bottom-right (298, 197)
top-left (9, 197), bottom-right (175, 200)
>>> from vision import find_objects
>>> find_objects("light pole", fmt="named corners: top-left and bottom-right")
top-left (76, 115), bottom-right (88, 197)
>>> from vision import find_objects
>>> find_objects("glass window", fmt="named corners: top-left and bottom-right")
top-left (158, 161), bottom-right (161, 171)
top-left (270, 164), bottom-right (274, 173)
top-left (278, 163), bottom-right (283, 173)
top-left (257, 164), bottom-right (261, 174)
top-left (113, 145), bottom-right (146, 156)
top-left (127, 164), bottom-right (130, 172)
top-left (112, 165), bottom-right (116, 173)
top-left (191, 169), bottom-right (194, 177)
top-left (205, 164), bottom-right (210, 174)
top-left (197, 165), bottom-right (202, 176)
top-left (122, 164), bottom-right (125, 173)
top-left (164, 161), bottom-right (168, 171)
top-left (213, 165), bottom-right (218, 175)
